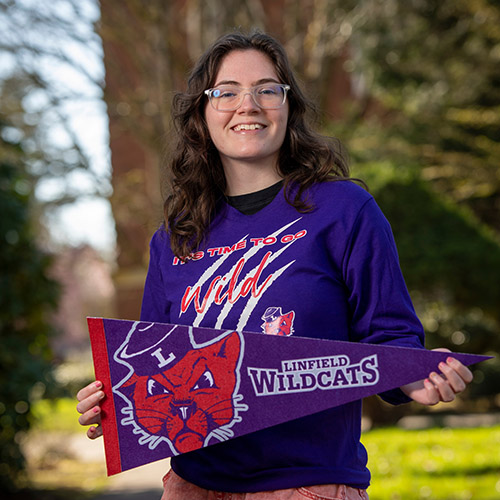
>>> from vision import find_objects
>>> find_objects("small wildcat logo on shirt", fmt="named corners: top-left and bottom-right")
top-left (113, 322), bottom-right (248, 456)
top-left (261, 307), bottom-right (295, 336)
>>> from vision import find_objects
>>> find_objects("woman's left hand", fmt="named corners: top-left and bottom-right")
top-left (401, 348), bottom-right (474, 406)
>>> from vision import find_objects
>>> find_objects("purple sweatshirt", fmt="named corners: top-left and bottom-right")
top-left (141, 180), bottom-right (424, 492)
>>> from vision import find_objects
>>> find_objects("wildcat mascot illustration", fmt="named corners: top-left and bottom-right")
top-left (261, 307), bottom-right (295, 336)
top-left (113, 322), bottom-right (247, 456)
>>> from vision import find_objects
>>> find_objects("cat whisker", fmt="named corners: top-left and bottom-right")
top-left (203, 398), bottom-right (234, 413)
top-left (135, 408), bottom-right (170, 418)
top-left (209, 408), bottom-right (233, 418)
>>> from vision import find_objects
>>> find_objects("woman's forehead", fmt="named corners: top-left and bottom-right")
top-left (214, 49), bottom-right (279, 86)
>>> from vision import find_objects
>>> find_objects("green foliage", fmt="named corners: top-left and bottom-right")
top-left (30, 398), bottom-right (82, 434)
top-left (352, 161), bottom-right (500, 321)
top-left (348, 162), bottom-right (500, 401)
top-left (363, 425), bottom-right (500, 499)
top-left (352, 0), bottom-right (500, 230)
top-left (375, 177), bottom-right (500, 320)
top-left (327, 0), bottom-right (500, 406)
top-left (0, 125), bottom-right (59, 492)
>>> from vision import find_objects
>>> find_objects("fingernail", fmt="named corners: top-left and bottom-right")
top-left (90, 426), bottom-right (95, 433)
top-left (446, 357), bottom-right (455, 364)
top-left (93, 407), bottom-right (100, 414)
top-left (95, 381), bottom-right (102, 388)
top-left (439, 362), bottom-right (446, 370)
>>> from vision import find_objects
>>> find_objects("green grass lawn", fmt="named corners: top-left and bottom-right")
top-left (362, 425), bottom-right (500, 500)
top-left (28, 399), bottom-right (500, 499)
top-left (24, 399), bottom-right (106, 496)
top-left (30, 397), bottom-right (83, 433)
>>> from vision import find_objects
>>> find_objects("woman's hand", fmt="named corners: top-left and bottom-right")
top-left (76, 380), bottom-right (105, 439)
top-left (401, 348), bottom-right (474, 406)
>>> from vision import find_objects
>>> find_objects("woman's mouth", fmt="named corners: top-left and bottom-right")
top-left (232, 123), bottom-right (265, 132)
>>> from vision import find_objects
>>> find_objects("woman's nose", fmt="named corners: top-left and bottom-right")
top-left (237, 92), bottom-right (260, 112)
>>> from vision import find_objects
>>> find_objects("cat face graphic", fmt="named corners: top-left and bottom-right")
top-left (262, 311), bottom-right (295, 336)
top-left (117, 328), bottom-right (245, 455)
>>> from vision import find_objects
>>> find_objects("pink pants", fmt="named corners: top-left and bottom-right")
top-left (161, 469), bottom-right (369, 500)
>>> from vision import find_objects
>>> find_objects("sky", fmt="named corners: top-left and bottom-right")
top-left (1, 0), bottom-right (116, 254)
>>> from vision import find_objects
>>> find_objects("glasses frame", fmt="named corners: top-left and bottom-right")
top-left (204, 83), bottom-right (291, 112)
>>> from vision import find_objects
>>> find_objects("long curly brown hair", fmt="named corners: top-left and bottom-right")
top-left (164, 30), bottom-right (351, 259)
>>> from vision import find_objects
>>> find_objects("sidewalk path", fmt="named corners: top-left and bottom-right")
top-left (91, 457), bottom-right (167, 499)
top-left (24, 432), bottom-right (167, 499)
top-left (92, 489), bottom-right (163, 500)
top-left (76, 435), bottom-right (168, 499)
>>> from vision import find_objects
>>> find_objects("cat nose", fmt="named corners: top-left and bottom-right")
top-left (171, 400), bottom-right (195, 421)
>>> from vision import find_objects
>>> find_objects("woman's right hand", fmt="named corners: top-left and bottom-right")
top-left (76, 380), bottom-right (105, 439)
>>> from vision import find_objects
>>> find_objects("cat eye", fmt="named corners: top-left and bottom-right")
top-left (192, 369), bottom-right (216, 391)
top-left (147, 378), bottom-right (171, 397)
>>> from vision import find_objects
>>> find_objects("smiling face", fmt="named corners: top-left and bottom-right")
top-left (204, 49), bottom-right (289, 192)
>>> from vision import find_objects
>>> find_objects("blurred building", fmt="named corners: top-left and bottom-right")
top-left (50, 245), bottom-right (115, 358)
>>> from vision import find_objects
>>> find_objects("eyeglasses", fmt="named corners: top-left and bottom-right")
top-left (204, 83), bottom-right (290, 112)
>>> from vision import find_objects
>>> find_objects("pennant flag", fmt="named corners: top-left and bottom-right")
top-left (87, 317), bottom-right (492, 476)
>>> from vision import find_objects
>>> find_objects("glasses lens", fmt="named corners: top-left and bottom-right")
top-left (254, 84), bottom-right (286, 109)
top-left (210, 86), bottom-right (241, 111)
top-left (209, 84), bottom-right (288, 111)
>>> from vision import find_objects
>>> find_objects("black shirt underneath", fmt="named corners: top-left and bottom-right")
top-left (226, 180), bottom-right (284, 215)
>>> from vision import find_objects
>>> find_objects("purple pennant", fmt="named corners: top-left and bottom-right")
top-left (87, 317), bottom-right (492, 476)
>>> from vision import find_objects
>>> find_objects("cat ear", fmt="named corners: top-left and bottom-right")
top-left (214, 331), bottom-right (241, 363)
top-left (118, 372), bottom-right (139, 398)
top-left (121, 372), bottom-right (139, 388)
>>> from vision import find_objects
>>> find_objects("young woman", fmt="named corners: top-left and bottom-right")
top-left (77, 31), bottom-right (473, 500)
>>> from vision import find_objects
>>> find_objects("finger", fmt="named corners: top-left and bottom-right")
top-left (423, 378), bottom-right (440, 405)
top-left (77, 381), bottom-right (103, 402)
top-left (87, 424), bottom-right (103, 440)
top-left (76, 388), bottom-right (105, 415)
top-left (78, 405), bottom-right (102, 427)
top-left (446, 357), bottom-right (473, 384)
top-left (438, 361), bottom-right (466, 394)
top-left (429, 371), bottom-right (455, 402)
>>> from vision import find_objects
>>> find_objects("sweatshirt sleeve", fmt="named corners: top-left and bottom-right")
top-left (140, 229), bottom-right (170, 324)
top-left (342, 197), bottom-right (425, 405)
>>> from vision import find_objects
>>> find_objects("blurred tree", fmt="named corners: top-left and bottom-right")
top-left (348, 0), bottom-right (500, 231)
top-left (1, 1), bottom-right (97, 487)
top-left (0, 0), bottom-right (111, 245)
top-left (378, 180), bottom-right (500, 319)
top-left (377, 175), bottom-right (500, 405)
top-left (328, 1), bottom-right (500, 411)
top-left (357, 164), bottom-right (500, 425)
top-left (0, 115), bottom-right (59, 492)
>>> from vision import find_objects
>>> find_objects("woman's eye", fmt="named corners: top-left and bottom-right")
top-left (213, 88), bottom-right (237, 99)
top-left (258, 86), bottom-right (278, 95)
top-left (220, 91), bottom-right (237, 98)
top-left (191, 369), bottom-right (216, 391)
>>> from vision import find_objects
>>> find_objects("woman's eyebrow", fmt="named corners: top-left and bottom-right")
top-left (213, 77), bottom-right (281, 87)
